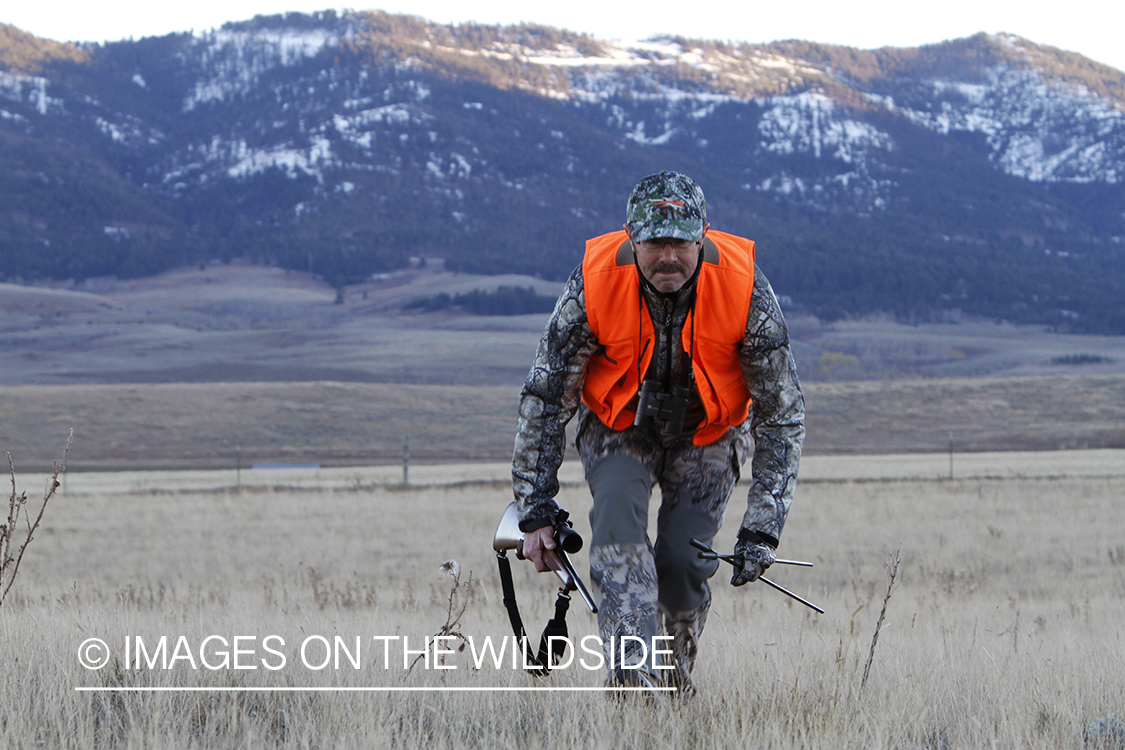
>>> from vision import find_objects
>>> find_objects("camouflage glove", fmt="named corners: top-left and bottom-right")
top-left (730, 538), bottom-right (776, 587)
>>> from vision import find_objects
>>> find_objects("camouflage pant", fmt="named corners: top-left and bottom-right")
top-left (576, 406), bottom-right (750, 685)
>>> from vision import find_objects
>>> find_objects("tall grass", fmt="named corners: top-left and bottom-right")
top-left (2, 455), bottom-right (1123, 748)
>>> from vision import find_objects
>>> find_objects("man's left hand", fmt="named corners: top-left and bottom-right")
top-left (730, 539), bottom-right (776, 586)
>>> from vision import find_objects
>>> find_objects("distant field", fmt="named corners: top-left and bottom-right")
top-left (2, 374), bottom-right (1124, 471)
top-left (4, 264), bottom-right (1125, 470)
top-left (2, 453), bottom-right (1122, 748)
top-left (5, 265), bottom-right (1125, 391)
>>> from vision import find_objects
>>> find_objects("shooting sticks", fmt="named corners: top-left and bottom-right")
top-left (688, 538), bottom-right (824, 614)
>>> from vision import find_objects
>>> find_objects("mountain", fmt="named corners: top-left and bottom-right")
top-left (2, 12), bottom-right (1124, 332)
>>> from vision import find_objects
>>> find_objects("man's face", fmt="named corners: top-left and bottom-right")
top-left (627, 223), bottom-right (708, 294)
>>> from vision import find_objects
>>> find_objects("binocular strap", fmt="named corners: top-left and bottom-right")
top-left (496, 552), bottom-right (571, 676)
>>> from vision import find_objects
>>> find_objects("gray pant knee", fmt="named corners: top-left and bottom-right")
top-left (653, 503), bottom-right (722, 612)
top-left (587, 453), bottom-right (653, 546)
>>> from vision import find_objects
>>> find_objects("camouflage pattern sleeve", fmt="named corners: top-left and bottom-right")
top-left (737, 264), bottom-right (805, 546)
top-left (512, 265), bottom-right (601, 528)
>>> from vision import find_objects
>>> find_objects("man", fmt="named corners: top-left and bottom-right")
top-left (511, 171), bottom-right (804, 690)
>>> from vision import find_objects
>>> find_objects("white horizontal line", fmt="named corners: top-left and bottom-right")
top-left (75, 686), bottom-right (676, 693)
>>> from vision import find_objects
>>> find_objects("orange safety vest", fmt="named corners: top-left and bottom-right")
top-left (581, 229), bottom-right (756, 446)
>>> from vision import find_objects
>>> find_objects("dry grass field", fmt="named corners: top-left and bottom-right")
top-left (2, 452), bottom-right (1124, 748)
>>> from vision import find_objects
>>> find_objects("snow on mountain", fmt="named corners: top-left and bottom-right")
top-left (182, 27), bottom-right (338, 111)
top-left (0, 70), bottom-right (64, 115)
top-left (752, 91), bottom-right (895, 212)
top-left (490, 33), bottom-right (1125, 187)
top-left (874, 67), bottom-right (1124, 184)
top-left (404, 29), bottom-right (1121, 207)
top-left (4, 13), bottom-right (1125, 331)
top-left (758, 92), bottom-right (893, 162)
top-left (225, 135), bottom-right (335, 181)
top-left (52, 17), bottom-right (1119, 208)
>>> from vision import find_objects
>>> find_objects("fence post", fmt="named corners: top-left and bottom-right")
top-left (403, 436), bottom-right (410, 486)
top-left (948, 433), bottom-right (954, 480)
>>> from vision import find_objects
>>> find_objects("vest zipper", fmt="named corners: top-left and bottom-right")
top-left (662, 298), bottom-right (673, 388)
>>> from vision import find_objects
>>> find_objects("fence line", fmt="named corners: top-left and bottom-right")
top-left (28, 449), bottom-right (1124, 497)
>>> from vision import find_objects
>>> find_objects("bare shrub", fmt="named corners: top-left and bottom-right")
top-left (410, 560), bottom-right (472, 670)
top-left (1, 430), bottom-right (71, 606)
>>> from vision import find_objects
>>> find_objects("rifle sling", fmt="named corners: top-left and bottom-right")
top-left (496, 552), bottom-right (571, 676)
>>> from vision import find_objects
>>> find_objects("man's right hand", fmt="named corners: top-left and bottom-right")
top-left (521, 526), bottom-right (558, 573)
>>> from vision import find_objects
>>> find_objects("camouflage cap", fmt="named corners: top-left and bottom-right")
top-left (625, 171), bottom-right (707, 243)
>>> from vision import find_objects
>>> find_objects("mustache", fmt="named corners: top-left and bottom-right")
top-left (651, 262), bottom-right (687, 274)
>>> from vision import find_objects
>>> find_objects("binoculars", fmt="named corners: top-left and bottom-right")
top-left (634, 379), bottom-right (692, 436)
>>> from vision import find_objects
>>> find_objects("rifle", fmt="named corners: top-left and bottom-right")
top-left (493, 502), bottom-right (597, 674)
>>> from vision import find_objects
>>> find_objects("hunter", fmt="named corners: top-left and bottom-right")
top-left (510, 170), bottom-right (805, 691)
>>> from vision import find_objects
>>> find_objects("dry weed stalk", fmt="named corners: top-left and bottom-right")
top-left (860, 544), bottom-right (901, 695)
top-left (410, 560), bottom-right (472, 670)
top-left (1, 430), bottom-right (72, 606)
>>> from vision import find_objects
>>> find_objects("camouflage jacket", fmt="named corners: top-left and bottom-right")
top-left (512, 260), bottom-right (805, 542)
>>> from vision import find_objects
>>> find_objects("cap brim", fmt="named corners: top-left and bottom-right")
top-left (629, 220), bottom-right (703, 243)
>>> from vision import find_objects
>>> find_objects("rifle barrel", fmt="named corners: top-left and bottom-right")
top-left (550, 549), bottom-right (598, 614)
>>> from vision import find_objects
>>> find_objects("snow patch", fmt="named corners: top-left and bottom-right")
top-left (183, 27), bottom-right (336, 110)
top-left (758, 91), bottom-right (893, 162)
top-left (0, 71), bottom-right (64, 115)
top-left (225, 136), bottom-right (335, 181)
top-left (333, 104), bottom-right (430, 131)
top-left (95, 117), bottom-right (128, 144)
top-left (752, 93), bottom-right (896, 213)
top-left (625, 120), bottom-right (676, 146)
top-left (444, 37), bottom-right (728, 76)
top-left (450, 153), bottom-right (471, 178)
top-left (900, 67), bottom-right (1125, 183)
top-left (425, 152), bottom-right (472, 180)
